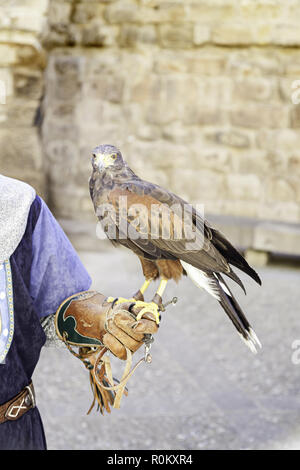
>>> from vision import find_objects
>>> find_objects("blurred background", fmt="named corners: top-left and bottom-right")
top-left (1, 0), bottom-right (300, 450)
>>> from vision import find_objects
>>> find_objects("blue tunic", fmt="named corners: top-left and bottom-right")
top-left (0, 195), bottom-right (91, 450)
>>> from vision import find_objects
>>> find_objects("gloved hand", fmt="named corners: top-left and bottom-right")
top-left (55, 291), bottom-right (160, 414)
top-left (55, 291), bottom-right (159, 355)
top-left (103, 300), bottom-right (158, 360)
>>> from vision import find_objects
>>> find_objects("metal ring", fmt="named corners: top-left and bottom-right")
top-left (25, 385), bottom-right (35, 408)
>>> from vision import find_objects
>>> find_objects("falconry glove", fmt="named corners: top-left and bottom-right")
top-left (55, 291), bottom-right (158, 414)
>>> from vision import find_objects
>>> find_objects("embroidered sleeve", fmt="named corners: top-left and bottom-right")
top-left (0, 261), bottom-right (14, 363)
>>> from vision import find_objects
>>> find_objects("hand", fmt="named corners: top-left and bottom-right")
top-left (103, 301), bottom-right (159, 360)
top-left (55, 291), bottom-right (159, 361)
top-left (55, 291), bottom-right (160, 414)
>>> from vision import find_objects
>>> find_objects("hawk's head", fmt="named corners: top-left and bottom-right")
top-left (91, 144), bottom-right (124, 173)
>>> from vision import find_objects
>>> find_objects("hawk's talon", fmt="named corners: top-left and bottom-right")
top-left (106, 297), bottom-right (161, 324)
top-left (134, 301), bottom-right (161, 325)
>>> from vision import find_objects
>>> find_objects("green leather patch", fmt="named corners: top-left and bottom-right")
top-left (56, 296), bottom-right (102, 347)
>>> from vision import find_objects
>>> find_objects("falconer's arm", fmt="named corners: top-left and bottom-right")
top-left (31, 197), bottom-right (159, 412)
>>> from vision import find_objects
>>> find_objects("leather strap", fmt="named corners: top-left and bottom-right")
top-left (93, 346), bottom-right (146, 409)
top-left (0, 382), bottom-right (35, 424)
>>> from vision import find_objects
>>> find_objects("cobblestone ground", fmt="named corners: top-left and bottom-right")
top-left (33, 249), bottom-right (300, 450)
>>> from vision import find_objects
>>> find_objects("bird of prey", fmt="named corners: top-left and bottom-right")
top-left (89, 144), bottom-right (262, 353)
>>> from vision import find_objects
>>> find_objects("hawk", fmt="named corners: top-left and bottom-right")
top-left (89, 144), bottom-right (262, 353)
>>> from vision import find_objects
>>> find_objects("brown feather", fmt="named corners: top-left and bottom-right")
top-left (139, 256), bottom-right (159, 280)
top-left (156, 259), bottom-right (183, 282)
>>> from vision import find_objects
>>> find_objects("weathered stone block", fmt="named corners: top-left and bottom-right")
top-left (144, 75), bottom-right (187, 125)
top-left (0, 6), bottom-right (47, 33)
top-left (272, 24), bottom-right (300, 46)
top-left (49, 1), bottom-right (72, 25)
top-left (287, 153), bottom-right (300, 177)
top-left (0, 128), bottom-right (43, 171)
top-left (72, 3), bottom-right (105, 24)
top-left (193, 24), bottom-right (210, 45)
top-left (230, 103), bottom-right (289, 129)
top-left (184, 1), bottom-right (235, 23)
top-left (186, 51), bottom-right (226, 75)
top-left (290, 106), bottom-right (300, 128)
top-left (131, 2), bottom-right (188, 24)
top-left (239, 1), bottom-right (285, 22)
top-left (42, 29), bottom-right (70, 48)
top-left (284, 60), bottom-right (300, 77)
top-left (136, 124), bottom-right (161, 141)
top-left (226, 174), bottom-right (262, 201)
top-left (127, 139), bottom-right (184, 172)
top-left (159, 23), bottom-right (194, 49)
top-left (170, 168), bottom-right (225, 203)
top-left (153, 50), bottom-right (188, 74)
top-left (104, 2), bottom-right (139, 23)
top-left (0, 68), bottom-right (13, 99)
top-left (205, 129), bottom-right (252, 149)
top-left (253, 24), bottom-right (273, 46)
top-left (227, 52), bottom-right (281, 76)
top-left (120, 24), bottom-right (157, 47)
top-left (230, 149), bottom-right (270, 176)
top-left (83, 75), bottom-right (124, 103)
top-left (233, 77), bottom-right (277, 102)
top-left (50, 186), bottom-right (85, 219)
top-left (128, 74), bottom-right (155, 103)
top-left (265, 178), bottom-right (295, 203)
top-left (162, 121), bottom-right (193, 143)
top-left (257, 129), bottom-right (300, 153)
top-left (82, 23), bottom-right (119, 46)
top-left (183, 106), bottom-right (227, 126)
top-left (2, 99), bottom-right (39, 128)
top-left (48, 55), bottom-right (84, 100)
top-left (195, 147), bottom-right (230, 173)
top-left (212, 23), bottom-right (254, 46)
top-left (14, 69), bottom-right (43, 100)
top-left (0, 45), bottom-right (18, 66)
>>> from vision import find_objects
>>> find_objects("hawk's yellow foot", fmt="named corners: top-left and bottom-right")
top-left (106, 297), bottom-right (161, 324)
top-left (134, 301), bottom-right (161, 325)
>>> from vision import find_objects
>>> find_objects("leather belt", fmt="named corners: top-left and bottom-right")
top-left (0, 382), bottom-right (35, 424)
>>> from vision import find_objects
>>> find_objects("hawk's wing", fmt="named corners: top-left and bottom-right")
top-left (118, 179), bottom-right (261, 286)
top-left (105, 181), bottom-right (233, 276)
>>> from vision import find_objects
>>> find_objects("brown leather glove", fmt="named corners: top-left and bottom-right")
top-left (103, 300), bottom-right (158, 360)
top-left (55, 291), bottom-right (159, 414)
top-left (56, 291), bottom-right (158, 359)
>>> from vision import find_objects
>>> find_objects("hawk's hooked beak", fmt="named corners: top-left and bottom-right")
top-left (92, 153), bottom-right (112, 172)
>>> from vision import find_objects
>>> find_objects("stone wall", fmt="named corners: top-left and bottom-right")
top-left (0, 0), bottom-right (48, 196)
top-left (1, 1), bottom-right (300, 255)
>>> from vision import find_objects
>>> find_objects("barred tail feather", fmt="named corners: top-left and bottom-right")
top-left (181, 261), bottom-right (261, 353)
top-left (218, 283), bottom-right (261, 354)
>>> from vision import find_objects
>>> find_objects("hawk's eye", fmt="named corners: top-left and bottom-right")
top-left (92, 153), bottom-right (96, 158)
top-left (111, 154), bottom-right (117, 160)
